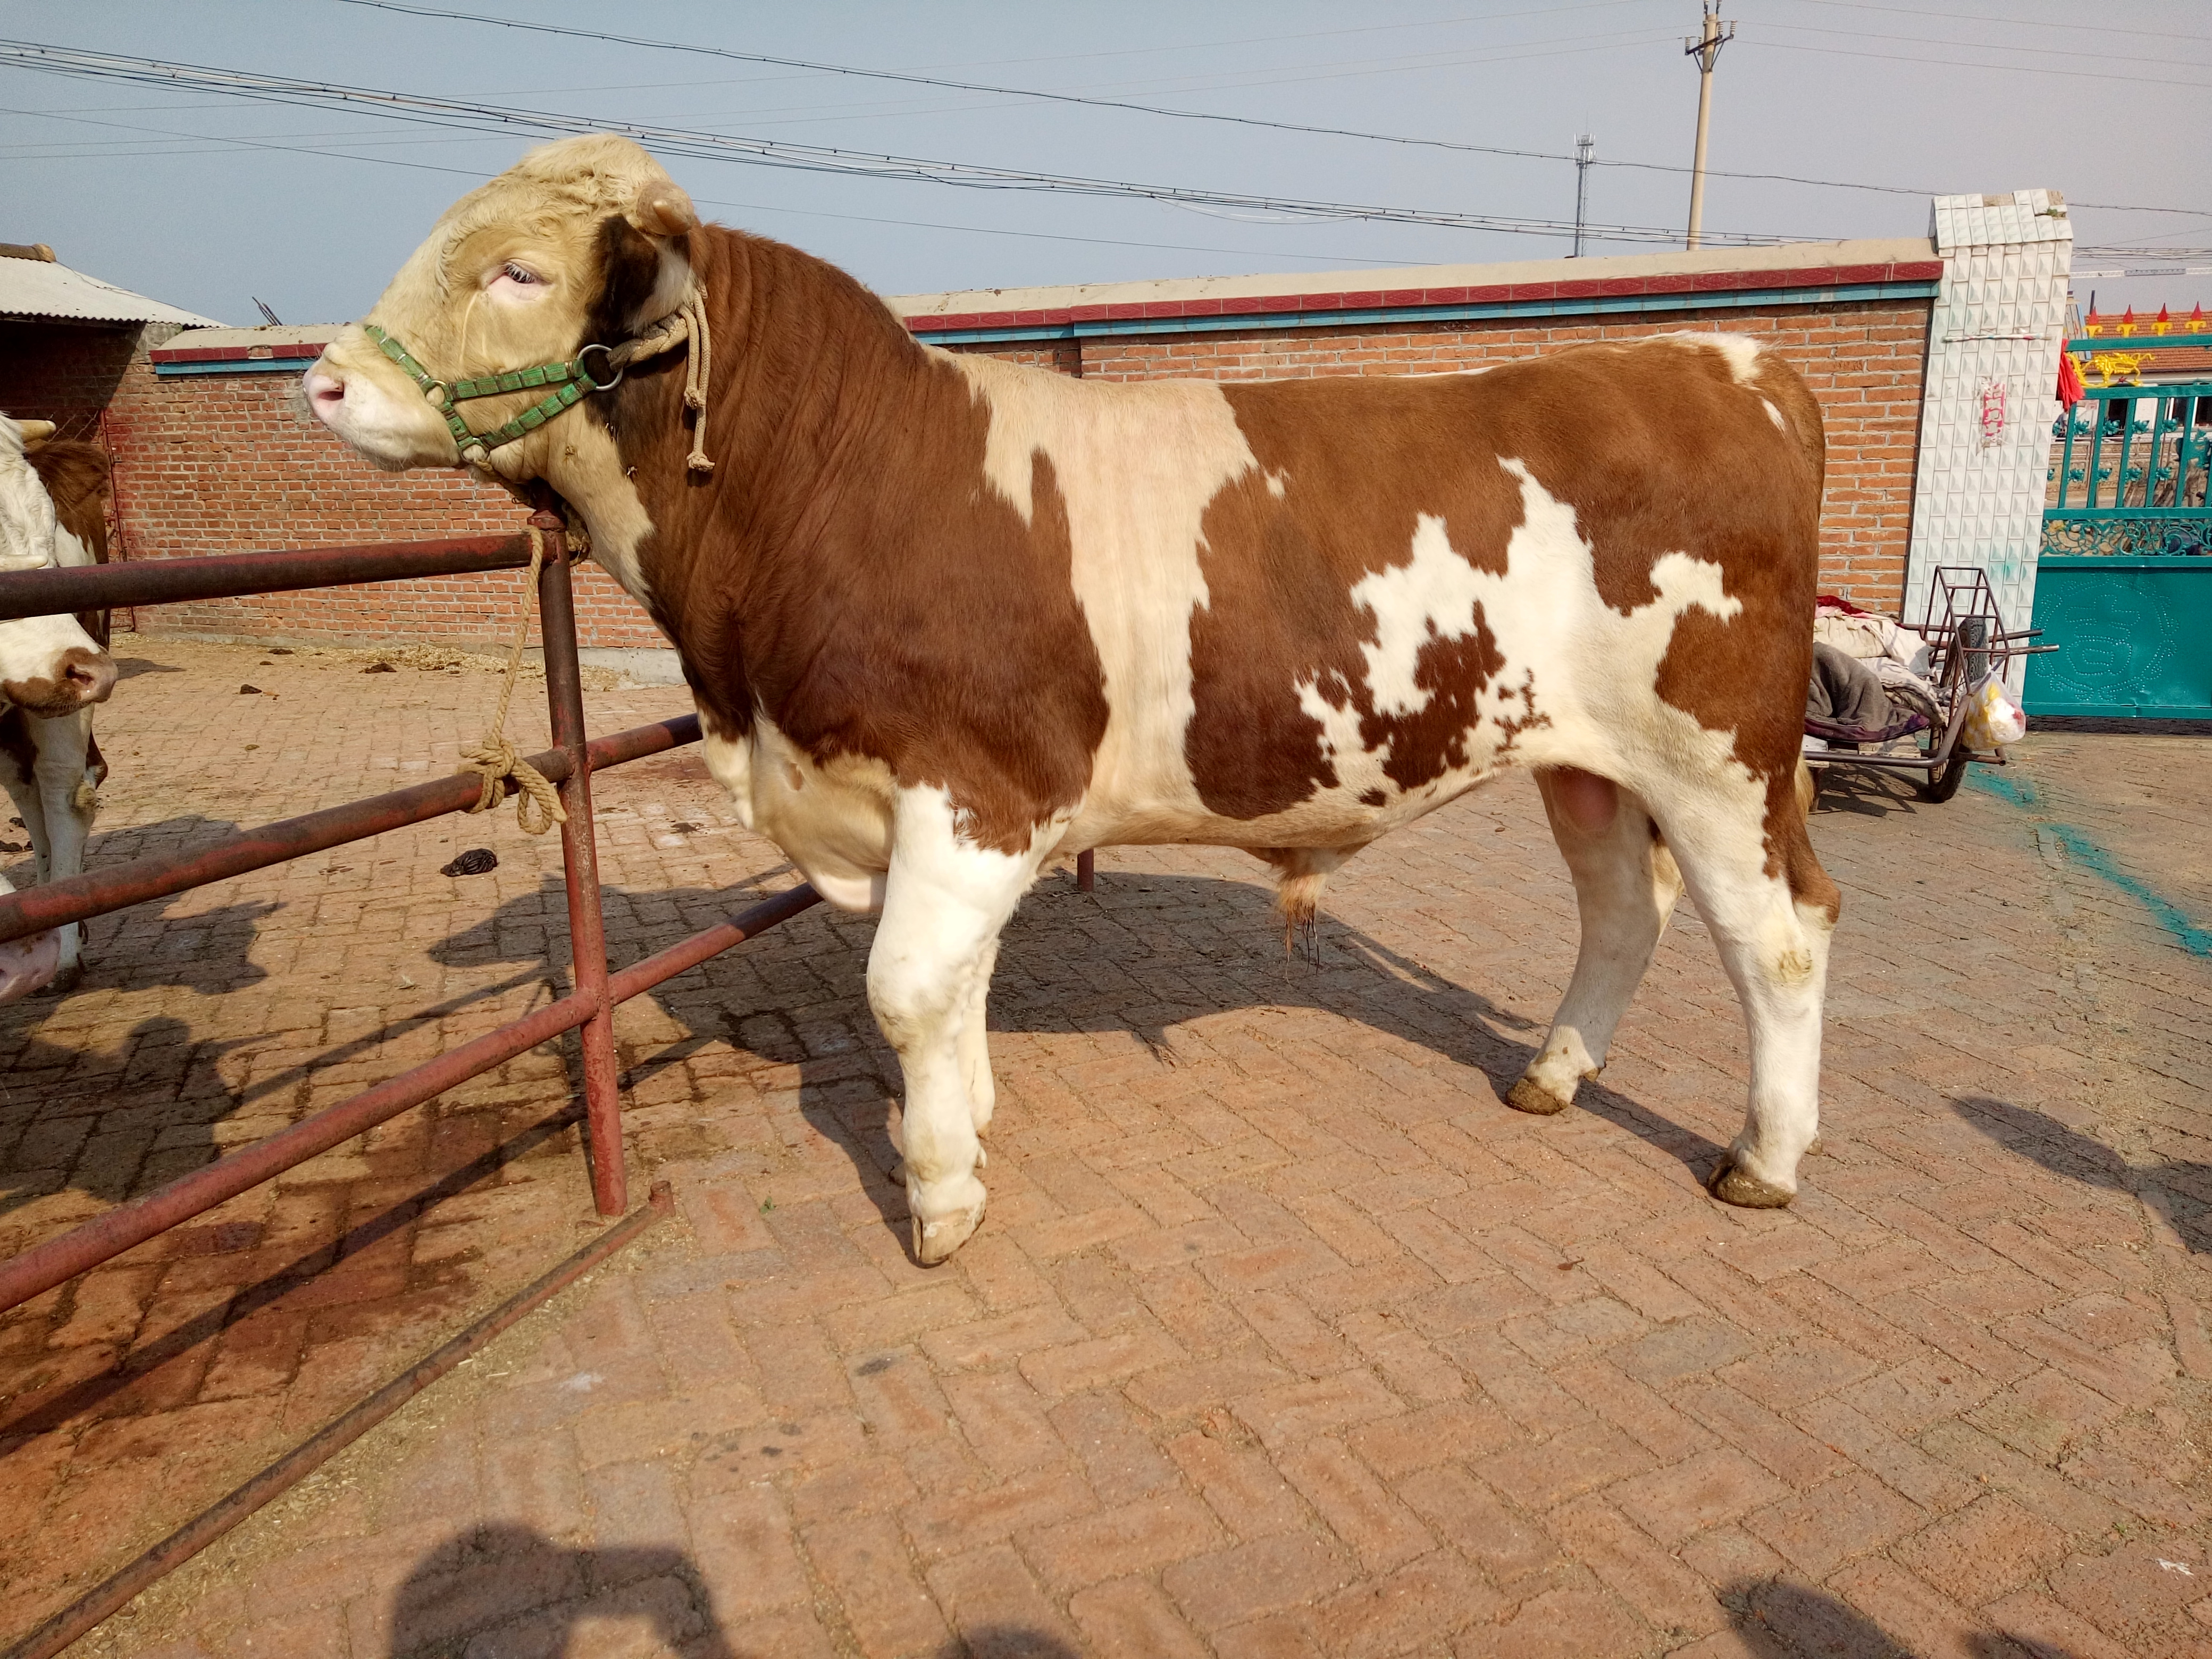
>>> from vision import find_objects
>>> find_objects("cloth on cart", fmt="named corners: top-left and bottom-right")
top-left (1811, 598), bottom-right (1942, 740)
top-left (1806, 642), bottom-right (1933, 746)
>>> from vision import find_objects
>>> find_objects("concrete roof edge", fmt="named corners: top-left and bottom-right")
top-left (152, 323), bottom-right (346, 354)
top-left (887, 237), bottom-right (1940, 320)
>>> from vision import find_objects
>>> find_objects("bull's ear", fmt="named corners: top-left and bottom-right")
top-left (629, 185), bottom-right (699, 239)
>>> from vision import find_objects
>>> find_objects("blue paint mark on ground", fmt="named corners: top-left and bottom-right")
top-left (2046, 826), bottom-right (2212, 959)
top-left (1967, 768), bottom-right (2211, 958)
top-left (1966, 769), bottom-right (2040, 809)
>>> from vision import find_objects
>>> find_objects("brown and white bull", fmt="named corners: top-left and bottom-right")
top-left (0, 414), bottom-right (118, 999)
top-left (306, 137), bottom-right (1840, 1263)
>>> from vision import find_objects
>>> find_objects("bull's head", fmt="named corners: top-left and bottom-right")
top-left (0, 415), bottom-right (116, 716)
top-left (306, 135), bottom-right (701, 479)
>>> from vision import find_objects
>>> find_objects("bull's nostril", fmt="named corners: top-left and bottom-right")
top-left (304, 371), bottom-right (346, 413)
top-left (65, 654), bottom-right (118, 703)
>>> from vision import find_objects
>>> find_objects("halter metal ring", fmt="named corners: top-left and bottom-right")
top-left (576, 343), bottom-right (624, 392)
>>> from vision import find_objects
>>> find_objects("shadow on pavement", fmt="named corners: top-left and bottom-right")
top-left (1952, 1093), bottom-right (2211, 1253)
top-left (389, 1522), bottom-right (1085, 1655)
top-left (1727, 1578), bottom-right (2081, 1658)
top-left (390, 1525), bottom-right (733, 1657)
top-left (1807, 764), bottom-right (1929, 820)
top-left (428, 864), bottom-right (1734, 1258)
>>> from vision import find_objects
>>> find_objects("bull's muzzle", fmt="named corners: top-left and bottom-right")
top-left (4, 646), bottom-right (118, 716)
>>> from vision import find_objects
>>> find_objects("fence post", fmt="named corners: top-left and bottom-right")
top-left (532, 512), bottom-right (627, 1217)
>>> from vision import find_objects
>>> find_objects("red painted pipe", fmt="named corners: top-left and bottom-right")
top-left (0, 714), bottom-right (701, 944)
top-left (606, 883), bottom-right (825, 1004)
top-left (0, 534), bottom-right (534, 622)
top-left (0, 988), bottom-right (597, 1315)
top-left (535, 532), bottom-right (627, 1218)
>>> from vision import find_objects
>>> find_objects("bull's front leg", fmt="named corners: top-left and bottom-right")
top-left (29, 710), bottom-right (96, 981)
top-left (868, 789), bottom-right (1047, 1265)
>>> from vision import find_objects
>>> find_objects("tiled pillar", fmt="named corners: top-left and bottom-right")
top-left (1902, 190), bottom-right (2072, 686)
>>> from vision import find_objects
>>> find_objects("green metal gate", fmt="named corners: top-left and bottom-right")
top-left (2027, 379), bottom-right (2212, 718)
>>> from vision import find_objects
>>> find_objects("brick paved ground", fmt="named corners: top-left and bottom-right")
top-left (2, 637), bottom-right (2208, 1657)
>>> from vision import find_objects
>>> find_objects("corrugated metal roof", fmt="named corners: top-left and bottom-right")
top-left (0, 255), bottom-right (219, 327)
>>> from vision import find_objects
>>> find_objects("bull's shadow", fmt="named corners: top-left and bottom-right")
top-left (426, 862), bottom-right (1730, 1238)
top-left (1952, 1094), bottom-right (2212, 1252)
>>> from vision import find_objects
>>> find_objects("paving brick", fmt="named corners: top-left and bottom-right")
top-left (1741, 1468), bottom-right (1925, 1579)
top-left (1162, 1531), bottom-right (1358, 1631)
top-left (689, 1487), bottom-right (811, 1620)
top-left (1050, 1390), bottom-right (1179, 1505)
top-left (1018, 1325), bottom-right (1182, 1397)
top-left (1609, 1450), bottom-right (1792, 1544)
top-left (2046, 1538), bottom-right (2210, 1647)
top-left (926, 1542), bottom-right (1085, 1655)
top-left (1550, 1495), bottom-right (1729, 1638)
top-left (1167, 1426), bottom-right (1309, 1539)
top-left (1277, 1438), bottom-right (1434, 1573)
top-left (1400, 1462), bottom-right (1561, 1582)
top-left (1481, 1584), bottom-right (1653, 1659)
top-left (1233, 1366), bottom-right (1402, 1448)
top-left (802, 1510), bottom-right (950, 1658)
top-left (1344, 1396), bottom-right (1518, 1479)
top-left (1890, 1493), bottom-right (2069, 1608)
top-left (1313, 1551), bottom-right (1504, 1659)
top-left (1024, 1490), bottom-right (1224, 1591)
top-left (1068, 1576), bottom-right (1213, 1659)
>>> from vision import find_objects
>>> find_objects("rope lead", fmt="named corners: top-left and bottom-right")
top-left (458, 526), bottom-right (568, 836)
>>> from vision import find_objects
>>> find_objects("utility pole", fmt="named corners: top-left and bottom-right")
top-left (1571, 133), bottom-right (1594, 257)
top-left (1683, 1), bottom-right (1734, 250)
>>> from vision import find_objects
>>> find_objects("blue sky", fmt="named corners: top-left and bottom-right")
top-left (3, 1), bottom-right (2205, 327)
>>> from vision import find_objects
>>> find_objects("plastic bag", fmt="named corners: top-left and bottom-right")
top-left (1960, 673), bottom-right (2027, 749)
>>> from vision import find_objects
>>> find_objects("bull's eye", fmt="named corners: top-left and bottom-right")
top-left (501, 262), bottom-right (540, 286)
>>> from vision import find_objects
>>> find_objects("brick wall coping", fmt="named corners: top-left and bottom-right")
top-left (152, 323), bottom-right (342, 373)
top-left (150, 234), bottom-right (1946, 372)
top-left (891, 236), bottom-right (1939, 338)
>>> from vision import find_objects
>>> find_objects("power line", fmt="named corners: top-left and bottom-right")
top-left (1742, 38), bottom-right (2208, 89)
top-left (1758, 19), bottom-right (2210, 70)
top-left (0, 40), bottom-right (1808, 248)
top-left (326, 2), bottom-right (1636, 173)
top-left (1781, 0), bottom-right (2212, 45)
top-left (0, 104), bottom-right (1416, 266)
top-left (308, 3), bottom-right (2206, 217)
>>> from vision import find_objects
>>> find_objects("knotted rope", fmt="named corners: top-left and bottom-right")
top-left (458, 525), bottom-right (568, 836)
top-left (604, 280), bottom-right (715, 474)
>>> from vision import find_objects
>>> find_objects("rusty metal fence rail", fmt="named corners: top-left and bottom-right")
top-left (0, 511), bottom-right (823, 1318)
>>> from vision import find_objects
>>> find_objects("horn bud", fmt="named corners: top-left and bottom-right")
top-left (630, 186), bottom-right (700, 239)
top-left (17, 419), bottom-right (55, 451)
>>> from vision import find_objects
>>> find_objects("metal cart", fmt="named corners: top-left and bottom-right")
top-left (1805, 566), bottom-right (2056, 803)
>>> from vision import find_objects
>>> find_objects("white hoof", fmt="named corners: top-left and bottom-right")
top-left (909, 1175), bottom-right (988, 1267)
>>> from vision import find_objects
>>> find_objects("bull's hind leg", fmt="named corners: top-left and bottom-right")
top-left (1646, 777), bottom-right (1839, 1207)
top-left (1511, 768), bottom-right (1683, 1115)
top-left (869, 789), bottom-right (1048, 1264)
top-left (959, 937), bottom-right (1000, 1150)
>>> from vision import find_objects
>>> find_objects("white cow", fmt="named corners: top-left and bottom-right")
top-left (0, 414), bottom-right (118, 996)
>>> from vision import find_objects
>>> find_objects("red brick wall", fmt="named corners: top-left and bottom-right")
top-left (949, 298), bottom-right (1932, 607)
top-left (47, 293), bottom-right (1930, 651)
top-left (3, 320), bottom-right (144, 443)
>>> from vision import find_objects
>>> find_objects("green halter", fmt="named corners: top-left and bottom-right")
top-left (362, 324), bottom-right (623, 466)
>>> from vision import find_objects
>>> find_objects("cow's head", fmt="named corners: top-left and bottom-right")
top-left (306, 135), bottom-right (700, 477)
top-left (0, 415), bottom-right (116, 716)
